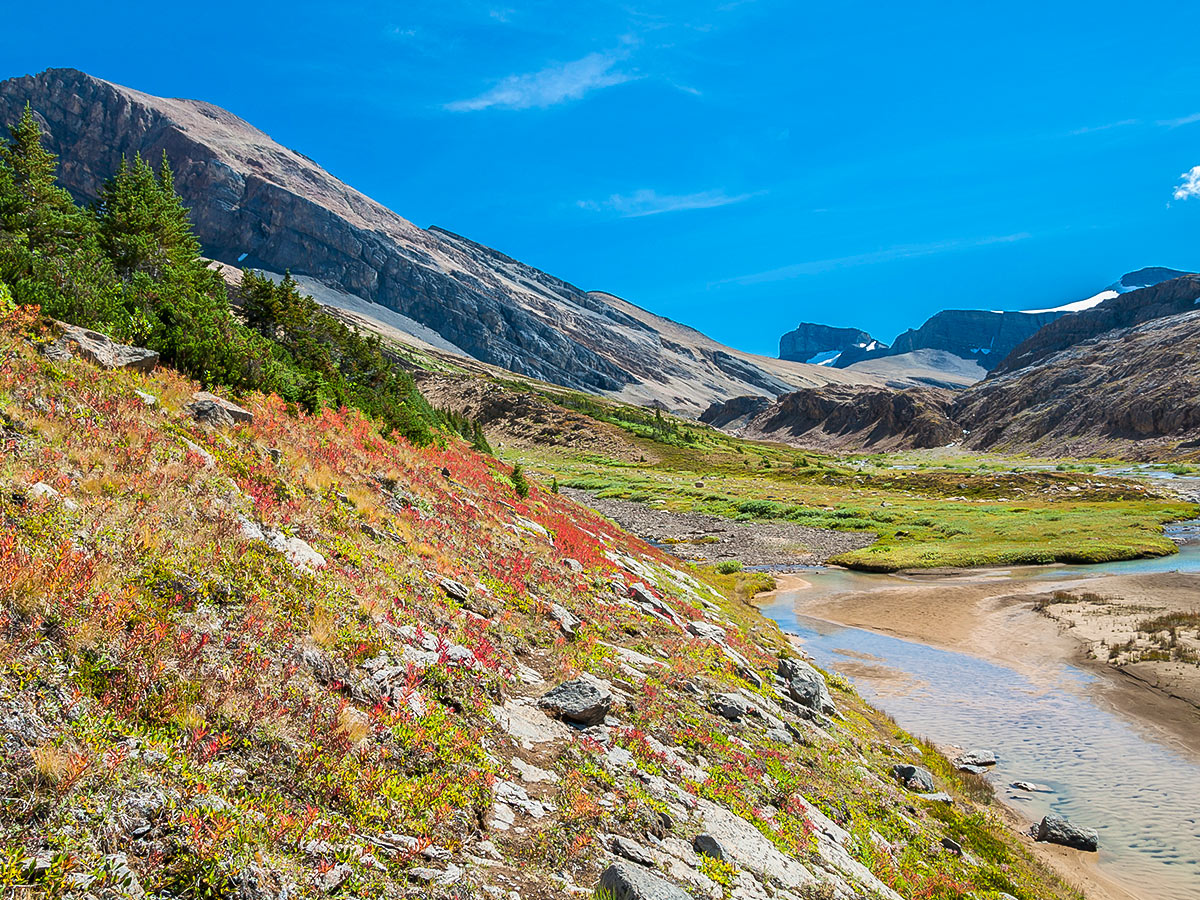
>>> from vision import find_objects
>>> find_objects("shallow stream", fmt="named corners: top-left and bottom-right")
top-left (757, 528), bottom-right (1200, 900)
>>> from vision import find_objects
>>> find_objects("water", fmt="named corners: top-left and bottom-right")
top-left (757, 527), bottom-right (1200, 900)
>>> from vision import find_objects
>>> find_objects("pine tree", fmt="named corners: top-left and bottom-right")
top-left (0, 104), bottom-right (120, 326)
top-left (510, 464), bottom-right (530, 499)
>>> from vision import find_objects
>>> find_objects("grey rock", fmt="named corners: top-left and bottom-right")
top-left (314, 863), bottom-right (352, 892)
top-left (438, 578), bottom-right (470, 602)
top-left (598, 862), bottom-right (692, 900)
top-left (550, 603), bottom-right (582, 639)
top-left (710, 692), bottom-right (753, 722)
top-left (610, 835), bottom-right (656, 867)
top-left (692, 833), bottom-right (726, 861)
top-left (954, 749), bottom-right (996, 768)
top-left (940, 837), bottom-right (962, 856)
top-left (538, 678), bottom-right (612, 726)
top-left (778, 657), bottom-right (836, 715)
top-left (42, 322), bottom-right (159, 373)
top-left (1035, 814), bottom-right (1098, 852)
top-left (686, 620), bottom-right (726, 642)
top-left (917, 791), bottom-right (954, 804)
top-left (958, 764), bottom-right (989, 775)
top-left (187, 391), bottom-right (253, 426)
top-left (1010, 781), bottom-right (1053, 793)
top-left (891, 764), bottom-right (935, 792)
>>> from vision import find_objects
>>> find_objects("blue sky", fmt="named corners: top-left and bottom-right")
top-left (3, 1), bottom-right (1199, 355)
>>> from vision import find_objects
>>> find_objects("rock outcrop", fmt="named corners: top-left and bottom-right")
top-left (41, 322), bottom-right (158, 372)
top-left (778, 322), bottom-right (882, 365)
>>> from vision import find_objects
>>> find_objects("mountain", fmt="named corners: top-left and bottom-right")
top-left (0, 67), bottom-right (878, 415)
top-left (779, 268), bottom-right (1192, 374)
top-left (956, 308), bottom-right (1200, 458)
top-left (713, 274), bottom-right (1200, 458)
top-left (778, 322), bottom-right (883, 365)
top-left (993, 273), bottom-right (1200, 375)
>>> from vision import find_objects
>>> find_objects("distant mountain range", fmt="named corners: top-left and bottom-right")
top-left (0, 67), bottom-right (905, 415)
top-left (713, 274), bottom-right (1200, 459)
top-left (778, 267), bottom-right (1191, 376)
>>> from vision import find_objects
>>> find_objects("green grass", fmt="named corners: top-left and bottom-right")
top-left (496, 392), bottom-right (1196, 572)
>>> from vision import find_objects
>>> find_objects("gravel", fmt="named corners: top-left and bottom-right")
top-left (563, 489), bottom-right (874, 567)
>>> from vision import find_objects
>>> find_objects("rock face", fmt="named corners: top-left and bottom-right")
top-left (1035, 814), bottom-right (1099, 851)
top-left (703, 385), bottom-right (960, 451)
top-left (878, 308), bottom-right (1064, 370)
top-left (0, 67), bottom-right (878, 415)
top-left (778, 322), bottom-right (882, 365)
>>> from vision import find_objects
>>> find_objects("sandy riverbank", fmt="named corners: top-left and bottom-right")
top-left (757, 569), bottom-right (1200, 900)
top-left (761, 569), bottom-right (1200, 756)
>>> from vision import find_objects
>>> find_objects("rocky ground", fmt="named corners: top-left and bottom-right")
top-left (0, 310), bottom-right (1082, 900)
top-left (563, 489), bottom-right (876, 567)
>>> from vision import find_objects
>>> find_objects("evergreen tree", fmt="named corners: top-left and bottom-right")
top-left (0, 104), bottom-right (121, 326)
top-left (509, 464), bottom-right (530, 499)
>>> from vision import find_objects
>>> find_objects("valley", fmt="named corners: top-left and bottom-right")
top-left (1, 58), bottom-right (1199, 900)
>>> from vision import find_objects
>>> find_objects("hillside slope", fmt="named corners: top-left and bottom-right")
top-left (957, 309), bottom-right (1200, 457)
top-left (0, 67), bottom-right (879, 414)
top-left (0, 309), bottom-right (1083, 900)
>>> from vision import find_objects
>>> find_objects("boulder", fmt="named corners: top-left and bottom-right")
top-left (42, 322), bottom-right (159, 373)
top-left (439, 578), bottom-right (470, 602)
top-left (609, 835), bottom-right (656, 867)
top-left (187, 392), bottom-right (253, 426)
top-left (778, 657), bottom-right (836, 714)
top-left (686, 620), bottom-right (727, 642)
top-left (710, 692), bottom-right (754, 722)
top-left (538, 679), bottom-right (612, 726)
top-left (692, 833), bottom-right (726, 861)
top-left (1035, 814), bottom-right (1098, 852)
top-left (598, 862), bottom-right (692, 900)
top-left (954, 749), bottom-right (997, 768)
top-left (891, 764), bottom-right (935, 793)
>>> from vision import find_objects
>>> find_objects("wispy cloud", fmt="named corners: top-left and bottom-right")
top-left (445, 52), bottom-right (634, 111)
top-left (578, 188), bottom-right (757, 217)
top-left (714, 233), bottom-right (1032, 287)
top-left (1173, 166), bottom-right (1200, 200)
top-left (1158, 112), bottom-right (1200, 128)
top-left (1069, 118), bottom-right (1139, 136)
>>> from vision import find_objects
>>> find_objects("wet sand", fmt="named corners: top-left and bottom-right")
top-left (758, 570), bottom-right (1200, 900)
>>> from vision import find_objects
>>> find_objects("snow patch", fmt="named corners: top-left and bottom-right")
top-left (1021, 290), bottom-right (1118, 315)
top-left (805, 350), bottom-right (843, 366)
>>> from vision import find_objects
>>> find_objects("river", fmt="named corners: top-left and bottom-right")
top-left (756, 529), bottom-right (1200, 900)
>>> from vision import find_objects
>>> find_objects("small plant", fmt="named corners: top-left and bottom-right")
top-left (510, 463), bottom-right (530, 499)
top-left (715, 560), bottom-right (743, 574)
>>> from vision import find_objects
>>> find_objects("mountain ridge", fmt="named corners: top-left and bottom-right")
top-left (0, 67), bottom-right (887, 414)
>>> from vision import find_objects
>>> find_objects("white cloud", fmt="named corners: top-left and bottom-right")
top-left (1173, 166), bottom-right (1200, 200)
top-left (1159, 112), bottom-right (1200, 128)
top-left (714, 233), bottom-right (1032, 287)
top-left (446, 52), bottom-right (633, 111)
top-left (577, 188), bottom-right (756, 217)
